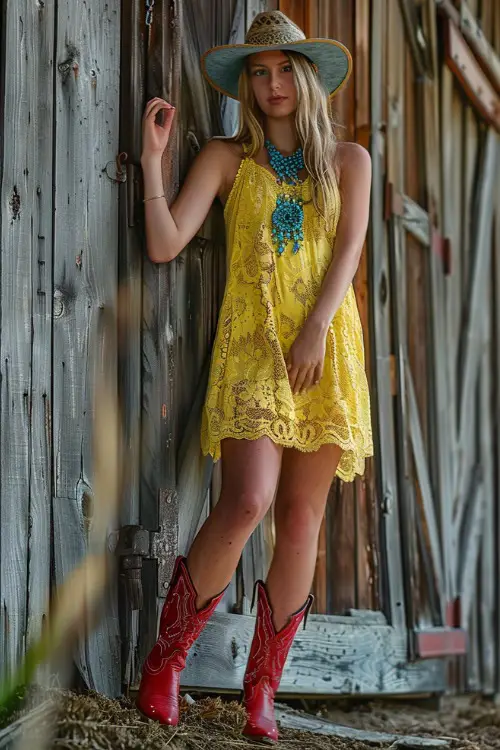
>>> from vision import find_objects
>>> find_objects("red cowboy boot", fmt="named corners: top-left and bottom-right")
top-left (137, 556), bottom-right (225, 725)
top-left (243, 581), bottom-right (313, 742)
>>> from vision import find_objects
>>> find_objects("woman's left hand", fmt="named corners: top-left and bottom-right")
top-left (286, 320), bottom-right (327, 394)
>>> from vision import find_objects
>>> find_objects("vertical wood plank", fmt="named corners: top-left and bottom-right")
top-left (386, 0), bottom-right (423, 634)
top-left (278, 0), bottom-right (306, 31)
top-left (118, 0), bottom-right (146, 529)
top-left (441, 66), bottom-right (461, 528)
top-left (370, 0), bottom-right (406, 628)
top-left (353, 0), bottom-right (377, 612)
top-left (328, 482), bottom-right (356, 613)
top-left (52, 0), bottom-right (121, 695)
top-left (138, 0), bottom-right (182, 670)
top-left (0, 0), bottom-right (54, 674)
top-left (118, 0), bottom-right (147, 689)
top-left (313, 517), bottom-right (328, 613)
top-left (479, 272), bottom-right (495, 693)
top-left (493, 171), bottom-right (500, 695)
top-left (454, 130), bottom-right (498, 535)
top-left (324, 0), bottom-right (358, 616)
top-left (419, 1), bottom-right (454, 614)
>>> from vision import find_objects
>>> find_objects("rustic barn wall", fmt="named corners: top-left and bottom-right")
top-left (0, 0), bottom-right (55, 678)
top-left (0, 0), bottom-right (121, 694)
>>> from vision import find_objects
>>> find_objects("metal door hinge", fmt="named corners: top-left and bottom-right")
top-left (150, 489), bottom-right (179, 596)
top-left (114, 490), bottom-right (179, 609)
top-left (115, 525), bottom-right (149, 611)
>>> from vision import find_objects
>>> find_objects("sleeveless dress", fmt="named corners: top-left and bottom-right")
top-left (200, 147), bottom-right (373, 482)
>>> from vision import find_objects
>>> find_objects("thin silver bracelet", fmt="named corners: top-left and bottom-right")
top-left (143, 194), bottom-right (165, 203)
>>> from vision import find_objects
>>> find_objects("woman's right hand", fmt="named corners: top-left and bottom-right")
top-left (141, 98), bottom-right (176, 163)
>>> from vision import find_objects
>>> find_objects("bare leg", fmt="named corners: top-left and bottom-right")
top-left (266, 444), bottom-right (342, 630)
top-left (187, 437), bottom-right (283, 608)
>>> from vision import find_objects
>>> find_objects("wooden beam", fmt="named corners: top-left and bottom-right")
top-left (0, 702), bottom-right (57, 750)
top-left (494, 158), bottom-right (500, 696)
top-left (479, 288), bottom-right (495, 693)
top-left (183, 612), bottom-right (446, 695)
top-left (276, 705), bottom-right (451, 747)
top-left (0, 0), bottom-right (54, 677)
top-left (369, 0), bottom-right (406, 630)
top-left (455, 129), bottom-right (498, 512)
top-left (406, 365), bottom-right (445, 614)
top-left (438, 0), bottom-right (500, 94)
top-left (51, 0), bottom-right (121, 697)
top-left (444, 18), bottom-right (500, 131)
top-left (176, 353), bottom-right (213, 555)
top-left (398, 0), bottom-right (431, 78)
top-left (402, 196), bottom-right (431, 247)
top-left (457, 481), bottom-right (486, 627)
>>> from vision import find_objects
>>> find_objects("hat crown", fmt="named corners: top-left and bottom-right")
top-left (245, 11), bottom-right (306, 46)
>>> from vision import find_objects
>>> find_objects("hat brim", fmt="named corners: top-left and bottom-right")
top-left (201, 39), bottom-right (352, 101)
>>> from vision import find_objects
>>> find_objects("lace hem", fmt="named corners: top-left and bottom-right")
top-left (201, 425), bottom-right (373, 483)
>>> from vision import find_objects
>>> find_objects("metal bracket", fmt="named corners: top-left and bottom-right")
top-left (114, 490), bottom-right (179, 608)
top-left (150, 489), bottom-right (179, 596)
top-left (115, 525), bottom-right (149, 611)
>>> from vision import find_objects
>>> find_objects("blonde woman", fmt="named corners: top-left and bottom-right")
top-left (137, 10), bottom-right (373, 742)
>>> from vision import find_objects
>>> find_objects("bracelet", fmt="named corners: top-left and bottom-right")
top-left (143, 194), bottom-right (165, 203)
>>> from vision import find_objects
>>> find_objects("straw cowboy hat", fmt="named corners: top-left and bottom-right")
top-left (201, 10), bottom-right (352, 101)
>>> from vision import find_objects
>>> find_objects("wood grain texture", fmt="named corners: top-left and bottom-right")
top-left (328, 481), bottom-right (356, 614)
top-left (51, 0), bottom-right (121, 695)
top-left (182, 612), bottom-right (445, 695)
top-left (276, 705), bottom-right (450, 747)
top-left (353, 0), bottom-right (377, 614)
top-left (118, 0), bottom-right (147, 529)
top-left (369, 0), bottom-right (406, 629)
top-left (406, 366), bottom-right (444, 613)
top-left (420, 6), bottom-right (453, 608)
top-left (402, 197), bottom-right (430, 247)
top-left (440, 66), bottom-right (462, 549)
top-left (455, 130), bottom-right (498, 528)
top-left (138, 0), bottom-right (183, 671)
top-left (493, 164), bottom-right (500, 695)
top-left (478, 277), bottom-right (495, 694)
top-left (0, 0), bottom-right (54, 675)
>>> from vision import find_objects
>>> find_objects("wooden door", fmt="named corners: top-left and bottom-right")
top-left (383, 3), bottom-right (499, 677)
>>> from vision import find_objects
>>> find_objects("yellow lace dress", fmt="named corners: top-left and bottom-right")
top-left (200, 149), bottom-right (373, 482)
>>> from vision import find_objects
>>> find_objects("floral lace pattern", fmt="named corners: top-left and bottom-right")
top-left (201, 155), bottom-right (373, 482)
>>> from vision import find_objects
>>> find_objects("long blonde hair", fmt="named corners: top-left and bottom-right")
top-left (232, 51), bottom-right (339, 228)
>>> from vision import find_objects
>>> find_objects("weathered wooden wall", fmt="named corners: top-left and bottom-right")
top-left (0, 0), bottom-right (121, 694)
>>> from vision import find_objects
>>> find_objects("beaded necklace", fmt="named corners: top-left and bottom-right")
top-left (265, 140), bottom-right (305, 256)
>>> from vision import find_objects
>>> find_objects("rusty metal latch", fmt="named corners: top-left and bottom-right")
top-left (105, 152), bottom-right (128, 183)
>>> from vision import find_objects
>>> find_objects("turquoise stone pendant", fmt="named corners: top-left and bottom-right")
top-left (271, 195), bottom-right (304, 256)
top-left (265, 140), bottom-right (305, 256)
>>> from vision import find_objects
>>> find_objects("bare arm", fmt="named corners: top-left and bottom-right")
top-left (141, 98), bottom-right (226, 263)
top-left (307, 142), bottom-right (372, 331)
top-left (286, 142), bottom-right (372, 393)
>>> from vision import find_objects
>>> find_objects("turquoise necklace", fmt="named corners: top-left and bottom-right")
top-left (265, 140), bottom-right (305, 256)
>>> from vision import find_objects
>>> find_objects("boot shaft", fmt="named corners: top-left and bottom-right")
top-left (244, 581), bottom-right (313, 696)
top-left (144, 556), bottom-right (225, 676)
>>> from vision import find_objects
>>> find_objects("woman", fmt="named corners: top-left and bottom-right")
top-left (137, 10), bottom-right (373, 743)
